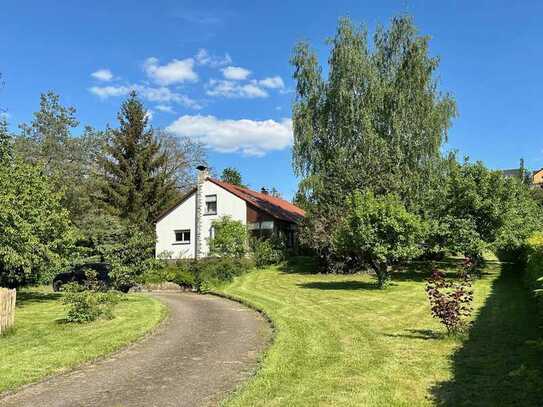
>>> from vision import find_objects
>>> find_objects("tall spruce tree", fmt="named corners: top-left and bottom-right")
top-left (98, 92), bottom-right (177, 230)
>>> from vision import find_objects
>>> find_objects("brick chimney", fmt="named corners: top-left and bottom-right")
top-left (195, 165), bottom-right (208, 259)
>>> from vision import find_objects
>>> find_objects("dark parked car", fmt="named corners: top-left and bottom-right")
top-left (53, 263), bottom-right (112, 292)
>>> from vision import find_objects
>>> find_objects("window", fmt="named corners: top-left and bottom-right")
top-left (209, 226), bottom-right (215, 240)
top-left (174, 229), bottom-right (190, 244)
top-left (205, 194), bottom-right (217, 215)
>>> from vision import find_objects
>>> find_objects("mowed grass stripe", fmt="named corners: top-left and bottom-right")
top-left (220, 260), bottom-right (542, 406)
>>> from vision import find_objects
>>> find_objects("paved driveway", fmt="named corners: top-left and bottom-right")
top-left (0, 293), bottom-right (271, 407)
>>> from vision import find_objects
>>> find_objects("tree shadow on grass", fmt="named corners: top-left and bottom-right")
top-left (431, 264), bottom-right (543, 406)
top-left (384, 329), bottom-right (445, 340)
top-left (16, 290), bottom-right (61, 307)
top-left (297, 280), bottom-right (379, 291)
top-left (279, 256), bottom-right (319, 275)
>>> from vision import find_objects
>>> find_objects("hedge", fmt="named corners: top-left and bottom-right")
top-left (524, 233), bottom-right (543, 312)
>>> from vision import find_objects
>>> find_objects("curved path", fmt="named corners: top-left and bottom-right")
top-left (0, 293), bottom-right (271, 407)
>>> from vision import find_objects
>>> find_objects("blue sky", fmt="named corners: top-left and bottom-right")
top-left (1, 1), bottom-right (542, 199)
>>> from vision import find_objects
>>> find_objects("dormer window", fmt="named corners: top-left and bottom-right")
top-left (205, 195), bottom-right (217, 215)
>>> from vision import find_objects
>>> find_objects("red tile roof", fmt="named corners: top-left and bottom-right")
top-left (208, 178), bottom-right (305, 224)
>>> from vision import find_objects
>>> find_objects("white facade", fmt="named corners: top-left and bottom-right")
top-left (155, 179), bottom-right (246, 259)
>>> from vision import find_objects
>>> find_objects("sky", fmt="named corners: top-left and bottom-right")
top-left (1, 0), bottom-right (542, 200)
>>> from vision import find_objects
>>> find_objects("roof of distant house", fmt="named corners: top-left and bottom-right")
top-left (501, 169), bottom-right (522, 178)
top-left (208, 178), bottom-right (305, 224)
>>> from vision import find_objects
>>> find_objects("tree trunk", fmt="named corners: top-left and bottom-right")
top-left (372, 261), bottom-right (390, 289)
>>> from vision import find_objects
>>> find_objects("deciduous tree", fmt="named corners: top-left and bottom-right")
top-left (291, 16), bottom-right (456, 271)
top-left (0, 123), bottom-right (76, 287)
top-left (334, 191), bottom-right (426, 287)
top-left (15, 92), bottom-right (106, 227)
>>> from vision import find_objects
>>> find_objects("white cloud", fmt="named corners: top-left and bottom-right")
top-left (240, 83), bottom-right (268, 98)
top-left (91, 69), bottom-right (114, 82)
top-left (166, 115), bottom-right (292, 156)
top-left (206, 79), bottom-right (268, 98)
top-left (195, 49), bottom-right (232, 67)
top-left (143, 57), bottom-right (198, 85)
top-left (89, 85), bottom-right (130, 98)
top-left (155, 104), bottom-right (175, 114)
top-left (222, 66), bottom-right (251, 80)
top-left (88, 84), bottom-right (201, 109)
top-left (258, 76), bottom-right (284, 89)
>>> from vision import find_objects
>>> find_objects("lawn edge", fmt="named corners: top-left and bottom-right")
top-left (209, 288), bottom-right (278, 406)
top-left (0, 293), bottom-right (169, 398)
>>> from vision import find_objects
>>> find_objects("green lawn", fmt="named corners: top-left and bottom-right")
top-left (0, 288), bottom-right (166, 393)
top-left (219, 259), bottom-right (543, 406)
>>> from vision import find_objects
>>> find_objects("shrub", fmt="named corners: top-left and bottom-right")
top-left (62, 283), bottom-right (121, 323)
top-left (84, 221), bottom-right (162, 291)
top-left (251, 238), bottom-right (284, 268)
top-left (140, 262), bottom-right (196, 288)
top-left (171, 267), bottom-right (196, 288)
top-left (193, 257), bottom-right (253, 292)
top-left (209, 216), bottom-right (248, 258)
top-left (426, 269), bottom-right (473, 335)
top-left (524, 233), bottom-right (543, 304)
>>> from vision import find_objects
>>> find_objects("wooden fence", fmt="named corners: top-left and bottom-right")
top-left (0, 288), bottom-right (16, 335)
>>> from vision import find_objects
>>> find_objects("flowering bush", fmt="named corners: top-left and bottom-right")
top-left (426, 268), bottom-right (473, 335)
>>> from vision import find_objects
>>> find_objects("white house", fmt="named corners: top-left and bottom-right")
top-left (155, 166), bottom-right (305, 259)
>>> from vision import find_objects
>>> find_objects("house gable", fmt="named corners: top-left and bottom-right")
top-left (155, 179), bottom-right (247, 259)
top-left (156, 191), bottom-right (197, 259)
top-left (533, 169), bottom-right (543, 185)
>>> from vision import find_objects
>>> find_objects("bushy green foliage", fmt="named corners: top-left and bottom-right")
top-left (334, 191), bottom-right (426, 287)
top-left (62, 282), bottom-right (121, 323)
top-left (426, 216), bottom-right (486, 265)
top-left (291, 17), bottom-right (456, 271)
top-left (209, 216), bottom-right (248, 258)
top-left (427, 160), bottom-right (541, 264)
top-left (220, 167), bottom-right (245, 187)
top-left (15, 92), bottom-right (106, 229)
top-left (193, 257), bottom-right (254, 292)
top-left (251, 238), bottom-right (284, 268)
top-left (76, 216), bottom-right (161, 291)
top-left (140, 262), bottom-right (196, 288)
top-left (524, 233), bottom-right (543, 301)
top-left (0, 122), bottom-right (77, 287)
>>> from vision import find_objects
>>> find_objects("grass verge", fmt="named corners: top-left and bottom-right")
top-left (0, 288), bottom-right (166, 394)
top-left (218, 259), bottom-right (543, 406)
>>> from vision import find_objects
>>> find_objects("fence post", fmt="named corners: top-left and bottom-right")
top-left (0, 288), bottom-right (16, 335)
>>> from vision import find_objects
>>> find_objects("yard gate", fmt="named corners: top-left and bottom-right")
top-left (0, 288), bottom-right (16, 335)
